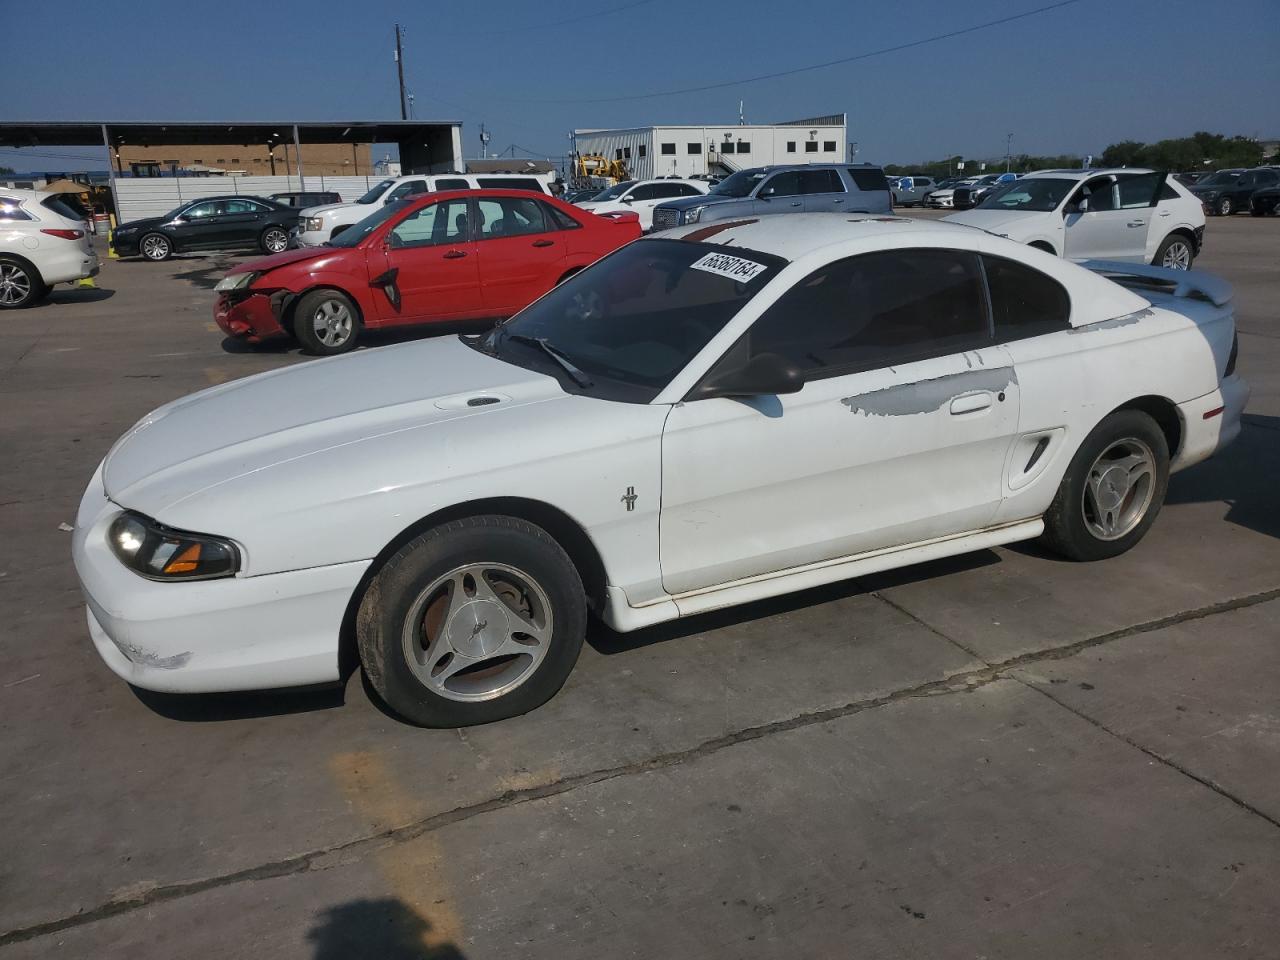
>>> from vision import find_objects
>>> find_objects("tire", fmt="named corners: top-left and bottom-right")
top-left (1152, 233), bottom-right (1194, 270)
top-left (1041, 409), bottom-right (1170, 562)
top-left (260, 226), bottom-right (290, 254)
top-left (356, 515), bottom-right (587, 727)
top-left (0, 257), bottom-right (45, 309)
top-left (140, 233), bottom-right (172, 261)
top-left (1217, 196), bottom-right (1233, 216)
top-left (292, 288), bottom-right (361, 355)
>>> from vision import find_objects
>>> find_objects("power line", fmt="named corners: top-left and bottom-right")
top-left (504, 0), bottom-right (1084, 104)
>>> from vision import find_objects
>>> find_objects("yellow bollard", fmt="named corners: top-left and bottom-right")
top-left (107, 213), bottom-right (119, 259)
top-left (77, 275), bottom-right (97, 289)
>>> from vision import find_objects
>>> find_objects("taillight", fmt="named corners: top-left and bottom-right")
top-left (1224, 332), bottom-right (1238, 378)
top-left (40, 228), bottom-right (85, 241)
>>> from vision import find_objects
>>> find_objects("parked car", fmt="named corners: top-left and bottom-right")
top-left (953, 173), bottom-right (1019, 210)
top-left (0, 189), bottom-right (99, 308)
top-left (1249, 182), bottom-right (1280, 216)
top-left (270, 191), bottom-right (341, 208)
top-left (564, 188), bottom-right (601, 205)
top-left (295, 174), bottom-right (552, 247)
top-left (891, 175), bottom-right (939, 207)
top-left (1190, 167), bottom-right (1280, 216)
top-left (74, 214), bottom-right (1246, 726)
top-left (945, 169), bottom-right (1205, 268)
top-left (113, 196), bottom-right (299, 261)
top-left (576, 178), bottom-right (708, 230)
top-left (651, 163), bottom-right (891, 230)
top-left (214, 190), bottom-right (641, 354)
top-left (1173, 172), bottom-right (1205, 186)
top-left (923, 178), bottom-right (979, 209)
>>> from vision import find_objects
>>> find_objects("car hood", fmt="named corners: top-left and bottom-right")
top-left (101, 336), bottom-right (565, 515)
top-left (656, 194), bottom-right (734, 211)
top-left (299, 201), bottom-right (358, 218)
top-left (943, 209), bottom-right (1045, 234)
top-left (115, 216), bottom-right (166, 232)
top-left (226, 246), bottom-right (335, 277)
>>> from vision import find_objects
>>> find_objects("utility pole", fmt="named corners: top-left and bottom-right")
top-left (479, 124), bottom-right (491, 159)
top-left (395, 24), bottom-right (407, 121)
top-left (1005, 133), bottom-right (1013, 172)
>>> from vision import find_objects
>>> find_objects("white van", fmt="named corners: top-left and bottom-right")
top-left (294, 173), bottom-right (553, 247)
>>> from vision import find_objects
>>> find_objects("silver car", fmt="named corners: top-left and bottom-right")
top-left (890, 175), bottom-right (938, 207)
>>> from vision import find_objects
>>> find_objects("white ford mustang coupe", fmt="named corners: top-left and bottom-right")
top-left (73, 215), bottom-right (1248, 726)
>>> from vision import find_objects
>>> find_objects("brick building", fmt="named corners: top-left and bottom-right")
top-left (116, 142), bottom-right (373, 177)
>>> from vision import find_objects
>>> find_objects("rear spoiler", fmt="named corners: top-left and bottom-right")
top-left (1081, 260), bottom-right (1233, 307)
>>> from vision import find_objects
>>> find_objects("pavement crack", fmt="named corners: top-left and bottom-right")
top-left (3, 585), bottom-right (1278, 946)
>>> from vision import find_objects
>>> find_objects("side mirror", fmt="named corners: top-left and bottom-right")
top-left (759, 188), bottom-right (776, 199)
top-left (1076, 198), bottom-right (1089, 213)
top-left (694, 352), bottom-right (804, 400)
top-left (621, 195), bottom-right (635, 204)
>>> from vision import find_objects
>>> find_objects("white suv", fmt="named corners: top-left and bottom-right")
top-left (576, 178), bottom-right (708, 230)
top-left (0, 190), bottom-right (99, 309)
top-left (945, 169), bottom-right (1205, 269)
top-left (294, 173), bottom-right (552, 247)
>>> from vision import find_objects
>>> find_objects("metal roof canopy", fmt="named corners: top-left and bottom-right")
top-left (0, 120), bottom-right (460, 148)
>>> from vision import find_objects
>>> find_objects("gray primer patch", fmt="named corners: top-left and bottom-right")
top-left (1068, 307), bottom-right (1153, 335)
top-left (841, 367), bottom-right (1017, 418)
top-left (117, 639), bottom-right (191, 670)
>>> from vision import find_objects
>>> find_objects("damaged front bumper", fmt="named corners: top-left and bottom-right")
top-left (213, 290), bottom-right (295, 343)
top-left (72, 462), bottom-right (367, 694)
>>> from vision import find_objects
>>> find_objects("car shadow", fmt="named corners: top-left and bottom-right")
top-left (172, 254), bottom-right (246, 290)
top-left (129, 682), bottom-right (346, 723)
top-left (30, 287), bottom-right (117, 306)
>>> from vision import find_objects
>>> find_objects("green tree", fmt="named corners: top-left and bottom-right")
top-left (0, 166), bottom-right (14, 176)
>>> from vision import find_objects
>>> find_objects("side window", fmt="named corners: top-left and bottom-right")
top-left (848, 169), bottom-right (890, 191)
top-left (762, 171), bottom-right (803, 197)
top-left (687, 142), bottom-right (701, 154)
top-left (477, 197), bottom-right (548, 238)
top-left (626, 183), bottom-right (658, 201)
top-left (823, 141), bottom-right (836, 152)
top-left (1117, 172), bottom-right (1162, 209)
top-left (721, 142), bottom-right (735, 154)
top-left (1159, 181), bottom-right (1180, 201)
top-left (674, 183), bottom-right (703, 196)
top-left (388, 199), bottom-right (469, 248)
top-left (1236, 172), bottom-right (1256, 188)
top-left (183, 201), bottom-right (222, 219)
top-left (743, 249), bottom-right (989, 377)
top-left (804, 141), bottom-right (819, 153)
top-left (476, 177), bottom-right (544, 192)
top-left (786, 141), bottom-right (797, 153)
top-left (1076, 178), bottom-right (1118, 212)
top-left (800, 169), bottom-right (844, 194)
top-left (1260, 170), bottom-right (1280, 185)
top-left (660, 143), bottom-right (676, 155)
top-left (388, 180), bottom-right (429, 201)
top-left (224, 199), bottom-right (266, 214)
top-left (983, 255), bottom-right (1071, 341)
top-left (0, 197), bottom-right (32, 221)
top-left (638, 144), bottom-right (647, 158)
top-left (738, 141), bottom-right (751, 154)
top-left (544, 203), bottom-right (581, 230)
top-left (435, 178), bottom-right (470, 190)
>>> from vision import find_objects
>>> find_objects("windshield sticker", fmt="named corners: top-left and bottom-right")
top-left (690, 252), bottom-right (768, 282)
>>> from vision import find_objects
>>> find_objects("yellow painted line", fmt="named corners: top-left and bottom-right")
top-left (204, 368), bottom-right (230, 385)
top-left (204, 322), bottom-right (220, 332)
top-left (329, 751), bottom-right (463, 952)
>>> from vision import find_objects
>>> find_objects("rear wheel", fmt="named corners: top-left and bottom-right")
top-left (0, 258), bottom-right (44, 309)
top-left (292, 288), bottom-right (361, 355)
top-left (357, 516), bottom-right (587, 726)
top-left (1153, 233), bottom-right (1193, 270)
top-left (140, 233), bottom-right (172, 261)
top-left (1041, 410), bottom-right (1169, 561)
top-left (260, 226), bottom-right (289, 254)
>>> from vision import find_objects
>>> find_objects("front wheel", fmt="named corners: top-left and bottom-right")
top-left (260, 226), bottom-right (290, 254)
top-left (1217, 196), bottom-right (1233, 216)
top-left (1153, 234), bottom-right (1193, 270)
top-left (140, 233), bottom-right (172, 261)
top-left (292, 288), bottom-right (361, 355)
top-left (357, 516), bottom-right (587, 726)
top-left (1041, 409), bottom-right (1169, 561)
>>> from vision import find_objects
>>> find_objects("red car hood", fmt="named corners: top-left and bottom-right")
top-left (230, 247), bottom-right (331, 276)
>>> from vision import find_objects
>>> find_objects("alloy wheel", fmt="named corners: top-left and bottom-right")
top-left (312, 299), bottom-right (353, 347)
top-left (0, 264), bottom-right (33, 305)
top-left (1081, 437), bottom-right (1157, 541)
top-left (264, 229), bottom-right (288, 253)
top-left (400, 562), bottom-right (553, 702)
top-left (1161, 240), bottom-right (1192, 270)
top-left (142, 235), bottom-right (170, 260)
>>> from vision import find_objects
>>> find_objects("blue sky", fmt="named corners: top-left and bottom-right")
top-left (2, 0), bottom-right (1277, 171)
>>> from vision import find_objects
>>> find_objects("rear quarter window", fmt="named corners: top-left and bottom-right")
top-left (0, 197), bottom-right (33, 221)
top-left (476, 177), bottom-right (545, 192)
top-left (847, 169), bottom-right (890, 191)
top-left (983, 254), bottom-right (1071, 340)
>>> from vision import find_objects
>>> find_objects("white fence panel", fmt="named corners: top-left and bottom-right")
top-left (113, 174), bottom-right (384, 223)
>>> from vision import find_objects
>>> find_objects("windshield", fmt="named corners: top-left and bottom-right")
top-left (1197, 171), bottom-right (1240, 187)
top-left (356, 179), bottom-right (396, 204)
top-left (978, 177), bottom-right (1075, 212)
top-left (325, 202), bottom-right (405, 248)
top-left (710, 169), bottom-right (767, 198)
top-left (476, 239), bottom-right (787, 402)
top-left (591, 181), bottom-right (636, 202)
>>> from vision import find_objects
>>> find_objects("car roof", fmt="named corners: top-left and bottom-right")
top-left (1021, 168), bottom-right (1157, 182)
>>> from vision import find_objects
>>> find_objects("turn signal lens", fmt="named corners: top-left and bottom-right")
top-left (108, 512), bottom-right (239, 581)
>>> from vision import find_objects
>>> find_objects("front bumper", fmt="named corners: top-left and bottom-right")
top-left (214, 291), bottom-right (291, 343)
top-left (72, 466), bottom-right (368, 693)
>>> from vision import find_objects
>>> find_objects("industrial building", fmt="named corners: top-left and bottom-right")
top-left (573, 114), bottom-right (848, 180)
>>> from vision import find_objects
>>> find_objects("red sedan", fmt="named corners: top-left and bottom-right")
top-left (213, 190), bottom-right (641, 354)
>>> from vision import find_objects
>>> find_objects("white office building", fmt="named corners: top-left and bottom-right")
top-left (573, 114), bottom-right (848, 180)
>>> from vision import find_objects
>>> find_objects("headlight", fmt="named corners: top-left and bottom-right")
top-left (214, 271), bottom-right (260, 293)
top-left (305, 217), bottom-right (325, 232)
top-left (109, 511), bottom-right (240, 581)
top-left (115, 226), bottom-right (136, 235)
top-left (684, 205), bottom-right (707, 224)
top-left (1201, 191), bottom-right (1218, 200)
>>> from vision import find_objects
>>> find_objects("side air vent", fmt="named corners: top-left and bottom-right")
top-left (1025, 436), bottom-right (1050, 472)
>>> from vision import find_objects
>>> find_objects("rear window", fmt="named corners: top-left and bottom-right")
top-left (476, 177), bottom-right (544, 192)
top-left (847, 169), bottom-right (889, 192)
top-left (41, 196), bottom-right (84, 221)
top-left (436, 178), bottom-right (470, 190)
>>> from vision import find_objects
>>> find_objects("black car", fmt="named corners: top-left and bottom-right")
top-left (1190, 168), bottom-right (1280, 216)
top-left (112, 195), bottom-right (300, 261)
top-left (269, 190), bottom-right (341, 208)
top-left (1251, 183), bottom-right (1280, 216)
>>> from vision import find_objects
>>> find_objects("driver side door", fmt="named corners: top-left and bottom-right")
top-left (1063, 175), bottom-right (1150, 262)
top-left (753, 171), bottom-right (806, 214)
top-left (659, 247), bottom-right (1020, 595)
top-left (367, 198), bottom-right (481, 324)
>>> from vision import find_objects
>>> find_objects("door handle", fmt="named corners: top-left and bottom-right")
top-left (1127, 220), bottom-right (1146, 227)
top-left (531, 239), bottom-right (554, 247)
top-left (443, 249), bottom-right (467, 259)
top-left (950, 392), bottom-right (993, 415)
top-left (832, 198), bottom-right (845, 203)
top-left (789, 201), bottom-right (802, 207)
top-left (1159, 210), bottom-right (1171, 217)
